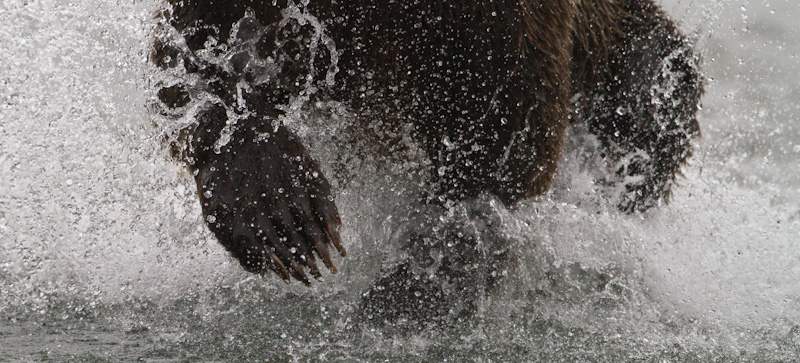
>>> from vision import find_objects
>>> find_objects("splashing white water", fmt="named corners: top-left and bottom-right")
top-left (1, 0), bottom-right (799, 360)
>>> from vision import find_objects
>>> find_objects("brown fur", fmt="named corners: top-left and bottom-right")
top-left (150, 0), bottom-right (702, 327)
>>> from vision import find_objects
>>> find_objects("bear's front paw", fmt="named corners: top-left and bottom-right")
top-left (194, 123), bottom-right (345, 284)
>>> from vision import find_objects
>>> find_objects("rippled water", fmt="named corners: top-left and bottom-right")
top-left (1, 0), bottom-right (799, 361)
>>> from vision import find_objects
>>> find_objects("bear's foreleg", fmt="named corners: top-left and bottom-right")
top-left (151, 1), bottom-right (345, 283)
top-left (188, 106), bottom-right (345, 284)
top-left (583, 2), bottom-right (703, 212)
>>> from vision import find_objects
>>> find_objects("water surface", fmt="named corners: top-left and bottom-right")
top-left (1, 0), bottom-right (799, 360)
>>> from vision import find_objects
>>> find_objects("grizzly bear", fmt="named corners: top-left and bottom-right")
top-left (149, 0), bottom-right (702, 328)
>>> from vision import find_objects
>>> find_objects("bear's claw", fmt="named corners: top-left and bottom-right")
top-left (193, 119), bottom-right (345, 284)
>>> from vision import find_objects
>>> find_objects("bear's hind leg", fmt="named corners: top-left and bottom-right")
top-left (358, 201), bottom-right (510, 332)
top-left (582, 1), bottom-right (703, 213)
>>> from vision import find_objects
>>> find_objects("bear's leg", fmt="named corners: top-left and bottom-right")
top-left (188, 106), bottom-right (345, 283)
top-left (359, 199), bottom-right (510, 332)
top-left (359, 34), bottom-right (574, 331)
top-left (582, 1), bottom-right (703, 213)
top-left (152, 2), bottom-right (345, 283)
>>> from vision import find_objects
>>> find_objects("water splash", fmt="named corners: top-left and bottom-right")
top-left (2, 0), bottom-right (800, 360)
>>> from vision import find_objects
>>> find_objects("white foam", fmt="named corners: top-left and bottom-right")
top-left (1, 0), bottom-right (799, 357)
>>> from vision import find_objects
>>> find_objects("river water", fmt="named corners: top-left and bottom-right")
top-left (1, 0), bottom-right (799, 361)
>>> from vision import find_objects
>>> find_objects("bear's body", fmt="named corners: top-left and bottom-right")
top-left (151, 0), bottom-right (702, 328)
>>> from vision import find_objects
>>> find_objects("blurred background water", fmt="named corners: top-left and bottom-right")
top-left (1, 0), bottom-right (799, 360)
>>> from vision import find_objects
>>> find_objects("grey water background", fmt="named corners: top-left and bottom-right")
top-left (1, 0), bottom-right (799, 361)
